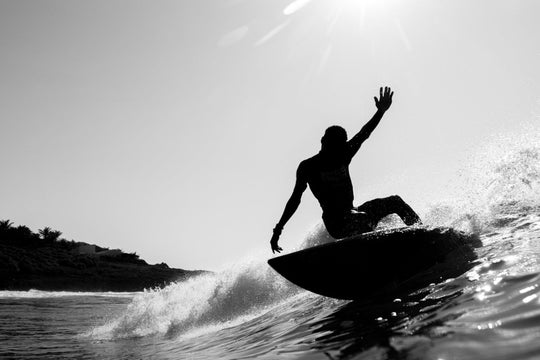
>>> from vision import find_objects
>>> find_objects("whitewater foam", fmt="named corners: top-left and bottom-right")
top-left (88, 256), bottom-right (303, 340)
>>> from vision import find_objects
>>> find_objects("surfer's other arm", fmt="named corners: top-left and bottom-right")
top-left (348, 86), bottom-right (394, 157)
top-left (271, 165), bottom-right (308, 254)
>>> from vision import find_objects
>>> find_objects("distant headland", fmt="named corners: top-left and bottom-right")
top-left (0, 220), bottom-right (208, 292)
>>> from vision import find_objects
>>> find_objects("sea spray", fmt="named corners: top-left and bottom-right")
top-left (422, 137), bottom-right (540, 234)
top-left (88, 256), bottom-right (302, 339)
top-left (299, 223), bottom-right (335, 249)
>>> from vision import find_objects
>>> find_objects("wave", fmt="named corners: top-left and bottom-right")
top-left (87, 257), bottom-right (302, 339)
top-left (88, 137), bottom-right (540, 341)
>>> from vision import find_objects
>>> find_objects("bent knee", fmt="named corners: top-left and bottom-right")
top-left (387, 195), bottom-right (403, 202)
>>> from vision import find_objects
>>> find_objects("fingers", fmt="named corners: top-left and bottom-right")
top-left (377, 87), bottom-right (393, 99)
top-left (271, 246), bottom-right (282, 254)
top-left (271, 238), bottom-right (283, 254)
top-left (379, 86), bottom-right (392, 95)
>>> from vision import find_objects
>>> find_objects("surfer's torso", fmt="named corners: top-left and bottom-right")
top-left (298, 150), bottom-right (355, 229)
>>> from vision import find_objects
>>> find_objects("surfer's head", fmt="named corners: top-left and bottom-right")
top-left (321, 126), bottom-right (347, 153)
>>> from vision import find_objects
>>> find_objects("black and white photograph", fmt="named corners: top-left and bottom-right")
top-left (1, 0), bottom-right (540, 359)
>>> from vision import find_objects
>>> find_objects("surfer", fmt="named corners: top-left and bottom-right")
top-left (271, 87), bottom-right (421, 253)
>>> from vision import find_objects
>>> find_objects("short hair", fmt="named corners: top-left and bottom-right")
top-left (322, 125), bottom-right (347, 146)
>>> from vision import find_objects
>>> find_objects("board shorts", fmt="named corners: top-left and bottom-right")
top-left (323, 195), bottom-right (412, 239)
top-left (323, 208), bottom-right (375, 239)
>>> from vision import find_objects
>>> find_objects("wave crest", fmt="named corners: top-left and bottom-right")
top-left (88, 258), bottom-right (299, 339)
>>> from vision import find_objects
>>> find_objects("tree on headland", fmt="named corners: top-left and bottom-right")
top-left (0, 220), bottom-right (13, 231)
top-left (38, 227), bottom-right (62, 242)
top-left (14, 225), bottom-right (34, 240)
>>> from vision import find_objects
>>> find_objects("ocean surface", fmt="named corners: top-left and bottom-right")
top-left (2, 143), bottom-right (540, 360)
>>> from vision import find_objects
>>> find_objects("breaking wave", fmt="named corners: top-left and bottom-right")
top-left (87, 258), bottom-right (301, 339)
top-left (88, 134), bottom-right (540, 341)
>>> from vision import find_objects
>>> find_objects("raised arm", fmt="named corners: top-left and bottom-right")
top-left (348, 86), bottom-right (394, 158)
top-left (270, 165), bottom-right (308, 253)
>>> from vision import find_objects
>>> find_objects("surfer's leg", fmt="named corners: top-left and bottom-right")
top-left (343, 211), bottom-right (373, 235)
top-left (356, 195), bottom-right (421, 227)
top-left (324, 212), bottom-right (372, 239)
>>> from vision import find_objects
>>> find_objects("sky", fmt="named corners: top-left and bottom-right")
top-left (1, 0), bottom-right (539, 271)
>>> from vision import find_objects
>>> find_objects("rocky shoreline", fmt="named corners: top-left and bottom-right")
top-left (0, 221), bottom-right (207, 292)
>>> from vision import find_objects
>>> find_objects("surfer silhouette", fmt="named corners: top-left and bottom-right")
top-left (271, 87), bottom-right (421, 253)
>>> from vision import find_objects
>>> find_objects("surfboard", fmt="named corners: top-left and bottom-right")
top-left (268, 226), bottom-right (481, 300)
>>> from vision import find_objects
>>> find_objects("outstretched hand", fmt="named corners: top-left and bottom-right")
top-left (374, 86), bottom-right (393, 112)
top-left (270, 232), bottom-right (282, 254)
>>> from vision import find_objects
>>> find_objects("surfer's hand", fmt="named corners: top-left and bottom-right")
top-left (270, 233), bottom-right (282, 254)
top-left (374, 86), bottom-right (393, 112)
